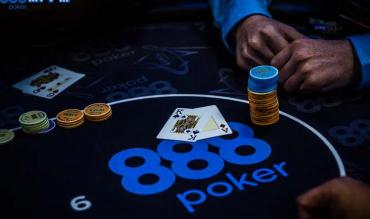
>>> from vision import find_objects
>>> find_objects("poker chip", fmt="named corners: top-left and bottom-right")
top-left (19, 110), bottom-right (50, 134)
top-left (38, 119), bottom-right (56, 134)
top-left (248, 90), bottom-right (280, 126)
top-left (83, 103), bottom-right (112, 122)
top-left (56, 109), bottom-right (85, 129)
top-left (56, 104), bottom-right (111, 129)
top-left (0, 129), bottom-right (15, 145)
top-left (247, 66), bottom-right (280, 126)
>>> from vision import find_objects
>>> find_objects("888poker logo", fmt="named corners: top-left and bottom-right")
top-left (1, 0), bottom-right (70, 10)
top-left (109, 122), bottom-right (289, 213)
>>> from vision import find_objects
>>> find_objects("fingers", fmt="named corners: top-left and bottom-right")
top-left (271, 39), bottom-right (312, 92)
top-left (235, 16), bottom-right (307, 76)
top-left (284, 69), bottom-right (305, 92)
top-left (257, 22), bottom-right (298, 54)
top-left (237, 41), bottom-right (268, 70)
top-left (283, 63), bottom-right (326, 93)
top-left (297, 184), bottom-right (332, 209)
top-left (280, 57), bottom-right (297, 84)
top-left (237, 16), bottom-right (306, 66)
top-left (299, 73), bottom-right (327, 93)
top-left (297, 181), bottom-right (334, 219)
top-left (236, 46), bottom-right (260, 70)
top-left (281, 23), bottom-right (306, 41)
top-left (297, 58), bottom-right (336, 93)
top-left (241, 45), bottom-right (267, 66)
top-left (264, 32), bottom-right (289, 54)
top-left (236, 45), bottom-right (252, 70)
top-left (271, 46), bottom-right (291, 72)
top-left (248, 36), bottom-right (275, 60)
top-left (271, 46), bottom-right (298, 87)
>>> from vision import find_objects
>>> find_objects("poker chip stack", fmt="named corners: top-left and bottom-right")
top-left (19, 110), bottom-right (50, 134)
top-left (56, 103), bottom-right (112, 129)
top-left (83, 103), bottom-right (112, 122)
top-left (247, 65), bottom-right (280, 126)
top-left (0, 129), bottom-right (15, 145)
top-left (56, 109), bottom-right (85, 129)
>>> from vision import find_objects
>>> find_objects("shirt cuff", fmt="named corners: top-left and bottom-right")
top-left (347, 34), bottom-right (370, 89)
top-left (221, 0), bottom-right (271, 52)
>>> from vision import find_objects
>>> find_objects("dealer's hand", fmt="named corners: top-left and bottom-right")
top-left (271, 38), bottom-right (359, 93)
top-left (235, 15), bottom-right (304, 70)
top-left (297, 177), bottom-right (370, 219)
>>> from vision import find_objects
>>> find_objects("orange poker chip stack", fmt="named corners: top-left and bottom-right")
top-left (83, 103), bottom-right (112, 122)
top-left (56, 109), bottom-right (85, 129)
top-left (248, 90), bottom-right (279, 126)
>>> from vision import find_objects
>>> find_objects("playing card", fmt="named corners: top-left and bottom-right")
top-left (13, 65), bottom-right (85, 99)
top-left (157, 108), bottom-right (212, 142)
top-left (192, 105), bottom-right (233, 140)
top-left (157, 105), bottom-right (232, 142)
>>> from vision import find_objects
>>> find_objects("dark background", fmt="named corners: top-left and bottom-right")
top-left (0, 1), bottom-right (369, 218)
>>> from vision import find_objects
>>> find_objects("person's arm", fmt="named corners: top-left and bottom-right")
top-left (208, 0), bottom-right (271, 51)
top-left (348, 34), bottom-right (370, 89)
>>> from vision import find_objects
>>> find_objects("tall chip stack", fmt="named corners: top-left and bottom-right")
top-left (247, 65), bottom-right (280, 126)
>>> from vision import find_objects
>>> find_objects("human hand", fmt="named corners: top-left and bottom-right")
top-left (235, 15), bottom-right (304, 70)
top-left (297, 177), bottom-right (370, 219)
top-left (271, 38), bottom-right (359, 92)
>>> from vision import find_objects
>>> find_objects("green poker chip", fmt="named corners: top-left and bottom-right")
top-left (22, 120), bottom-right (50, 134)
top-left (21, 118), bottom-right (49, 129)
top-left (0, 129), bottom-right (15, 145)
top-left (19, 111), bottom-right (50, 134)
top-left (19, 111), bottom-right (47, 125)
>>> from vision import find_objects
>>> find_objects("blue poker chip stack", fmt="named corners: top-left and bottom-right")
top-left (247, 65), bottom-right (280, 126)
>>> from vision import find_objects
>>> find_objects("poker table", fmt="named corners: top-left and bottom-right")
top-left (1, 3), bottom-right (370, 219)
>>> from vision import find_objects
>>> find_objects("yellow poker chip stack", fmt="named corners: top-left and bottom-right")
top-left (247, 66), bottom-right (280, 126)
top-left (56, 109), bottom-right (85, 129)
top-left (19, 110), bottom-right (50, 134)
top-left (83, 103), bottom-right (112, 122)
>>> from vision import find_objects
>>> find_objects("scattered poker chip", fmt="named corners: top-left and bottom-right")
top-left (247, 66), bottom-right (280, 126)
top-left (83, 103), bottom-right (112, 122)
top-left (19, 110), bottom-right (50, 134)
top-left (0, 129), bottom-right (15, 145)
top-left (56, 109), bottom-right (85, 129)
